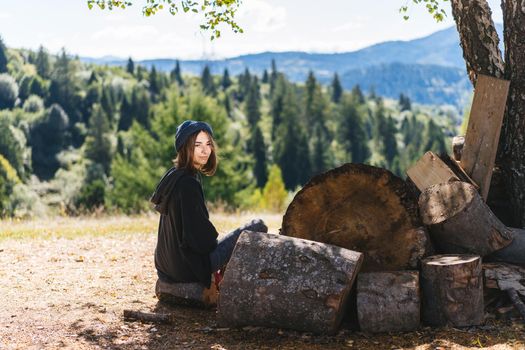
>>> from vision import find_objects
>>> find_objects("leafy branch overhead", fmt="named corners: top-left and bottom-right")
top-left (400, 0), bottom-right (448, 22)
top-left (86, 0), bottom-right (243, 40)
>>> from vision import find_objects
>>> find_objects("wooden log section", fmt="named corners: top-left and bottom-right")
top-left (407, 151), bottom-right (460, 192)
top-left (282, 163), bottom-right (432, 272)
top-left (357, 271), bottom-right (420, 333)
top-left (487, 228), bottom-right (525, 265)
top-left (155, 278), bottom-right (218, 308)
top-left (419, 181), bottom-right (513, 256)
top-left (217, 231), bottom-right (363, 334)
top-left (452, 135), bottom-right (465, 161)
top-left (123, 310), bottom-right (174, 324)
top-left (483, 263), bottom-right (525, 322)
top-left (421, 254), bottom-right (484, 327)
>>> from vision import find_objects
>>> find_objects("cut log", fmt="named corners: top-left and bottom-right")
top-left (421, 254), bottom-right (484, 327)
top-left (483, 263), bottom-right (525, 322)
top-left (452, 135), bottom-right (465, 161)
top-left (419, 181), bottom-right (513, 256)
top-left (407, 151), bottom-right (460, 192)
top-left (217, 231), bottom-right (363, 334)
top-left (282, 163), bottom-right (431, 272)
top-left (487, 228), bottom-right (525, 265)
top-left (483, 263), bottom-right (525, 298)
top-left (155, 278), bottom-right (218, 308)
top-left (461, 74), bottom-right (510, 201)
top-left (123, 310), bottom-right (174, 324)
top-left (357, 271), bottom-right (420, 333)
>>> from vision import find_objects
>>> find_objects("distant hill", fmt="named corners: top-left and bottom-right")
top-left (80, 24), bottom-right (503, 108)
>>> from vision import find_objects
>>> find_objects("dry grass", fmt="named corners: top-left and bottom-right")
top-left (0, 212), bottom-right (284, 241)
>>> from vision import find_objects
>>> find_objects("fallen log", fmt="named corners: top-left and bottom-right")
top-left (282, 163), bottom-right (431, 272)
top-left (487, 228), bottom-right (525, 265)
top-left (483, 263), bottom-right (525, 322)
top-left (155, 278), bottom-right (218, 308)
top-left (217, 231), bottom-right (363, 334)
top-left (123, 310), bottom-right (174, 324)
top-left (421, 254), bottom-right (484, 327)
top-left (419, 181), bottom-right (513, 256)
top-left (357, 271), bottom-right (420, 333)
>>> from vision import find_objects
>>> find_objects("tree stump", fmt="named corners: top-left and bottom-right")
top-left (217, 231), bottom-right (363, 334)
top-left (155, 278), bottom-right (217, 308)
top-left (357, 271), bottom-right (420, 333)
top-left (488, 228), bottom-right (525, 265)
top-left (421, 254), bottom-right (484, 327)
top-left (419, 181), bottom-right (513, 256)
top-left (281, 163), bottom-right (431, 272)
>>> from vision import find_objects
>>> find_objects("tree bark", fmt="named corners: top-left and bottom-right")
top-left (450, 0), bottom-right (525, 227)
top-left (487, 228), bottom-right (525, 264)
top-left (217, 231), bottom-right (363, 334)
top-left (123, 310), bottom-right (174, 324)
top-left (155, 278), bottom-right (218, 308)
top-left (421, 254), bottom-right (484, 327)
top-left (419, 181), bottom-right (513, 256)
top-left (450, 0), bottom-right (504, 85)
top-left (357, 271), bottom-right (420, 333)
top-left (499, 0), bottom-right (525, 227)
top-left (281, 163), bottom-right (431, 272)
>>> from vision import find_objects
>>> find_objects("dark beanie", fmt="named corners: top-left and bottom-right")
top-left (175, 120), bottom-right (214, 152)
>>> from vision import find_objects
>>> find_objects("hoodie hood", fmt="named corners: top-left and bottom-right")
top-left (150, 167), bottom-right (186, 214)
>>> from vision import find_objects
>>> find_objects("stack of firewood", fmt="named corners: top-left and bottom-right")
top-left (215, 74), bottom-right (525, 334)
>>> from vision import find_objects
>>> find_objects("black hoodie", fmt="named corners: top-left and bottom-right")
top-left (151, 167), bottom-right (218, 288)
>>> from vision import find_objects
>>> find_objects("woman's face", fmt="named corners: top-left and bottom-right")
top-left (193, 131), bottom-right (212, 168)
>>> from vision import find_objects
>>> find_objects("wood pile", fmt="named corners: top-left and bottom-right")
top-left (159, 74), bottom-right (525, 333)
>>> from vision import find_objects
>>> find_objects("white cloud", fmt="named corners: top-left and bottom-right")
top-left (0, 12), bottom-right (11, 19)
top-left (237, 0), bottom-right (287, 33)
top-left (91, 25), bottom-right (159, 41)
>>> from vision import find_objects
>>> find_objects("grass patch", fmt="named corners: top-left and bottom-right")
top-left (0, 212), bottom-right (283, 241)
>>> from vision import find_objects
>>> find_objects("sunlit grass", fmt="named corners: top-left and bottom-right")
top-left (0, 212), bottom-right (283, 241)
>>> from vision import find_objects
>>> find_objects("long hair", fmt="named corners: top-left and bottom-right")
top-left (174, 131), bottom-right (218, 176)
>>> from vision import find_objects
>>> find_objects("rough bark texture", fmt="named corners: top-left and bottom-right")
top-left (123, 310), bottom-right (174, 324)
top-left (357, 271), bottom-right (420, 333)
top-left (282, 163), bottom-right (431, 272)
top-left (484, 262), bottom-right (525, 298)
top-left (217, 231), bottom-right (363, 334)
top-left (488, 228), bottom-right (525, 264)
top-left (451, 0), bottom-right (525, 228)
top-left (499, 0), bottom-right (525, 228)
top-left (155, 278), bottom-right (218, 308)
top-left (450, 0), bottom-right (504, 85)
top-left (419, 181), bottom-right (513, 256)
top-left (421, 255), bottom-right (484, 327)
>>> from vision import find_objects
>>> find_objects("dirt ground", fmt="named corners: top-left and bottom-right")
top-left (1, 215), bottom-right (525, 350)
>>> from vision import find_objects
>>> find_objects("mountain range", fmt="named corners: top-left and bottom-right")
top-left (81, 24), bottom-right (504, 108)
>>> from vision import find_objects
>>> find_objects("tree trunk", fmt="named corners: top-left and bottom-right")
top-left (450, 0), bottom-right (504, 84)
top-left (450, 0), bottom-right (525, 228)
top-left (155, 278), bottom-right (218, 308)
top-left (217, 231), bottom-right (363, 334)
top-left (357, 271), bottom-right (420, 333)
top-left (419, 181), bottom-right (513, 256)
top-left (281, 163), bottom-right (431, 272)
top-left (421, 254), bottom-right (484, 327)
top-left (499, 0), bottom-right (525, 227)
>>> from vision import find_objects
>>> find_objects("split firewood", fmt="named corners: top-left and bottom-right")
top-left (421, 254), bottom-right (484, 327)
top-left (483, 263), bottom-right (525, 298)
top-left (123, 310), bottom-right (174, 324)
top-left (217, 231), bottom-right (363, 334)
top-left (419, 181), bottom-right (513, 256)
top-left (357, 271), bottom-right (420, 333)
top-left (282, 163), bottom-right (431, 272)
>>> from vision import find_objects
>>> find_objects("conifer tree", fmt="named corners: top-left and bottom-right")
top-left (399, 93), bottom-right (412, 111)
top-left (118, 94), bottom-right (133, 131)
top-left (331, 73), bottom-right (343, 103)
top-left (201, 65), bottom-right (216, 96)
top-left (262, 69), bottom-right (269, 84)
top-left (149, 66), bottom-right (161, 97)
top-left (170, 60), bottom-right (184, 86)
top-left (351, 84), bottom-right (365, 104)
top-left (85, 104), bottom-right (113, 175)
top-left (269, 59), bottom-right (278, 95)
top-left (244, 77), bottom-right (261, 126)
top-left (0, 36), bottom-right (8, 74)
top-left (221, 68), bottom-right (232, 90)
top-left (126, 57), bottom-right (135, 75)
top-left (338, 96), bottom-right (370, 163)
top-left (251, 125), bottom-right (267, 188)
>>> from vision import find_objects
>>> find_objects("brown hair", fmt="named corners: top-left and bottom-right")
top-left (174, 131), bottom-right (218, 176)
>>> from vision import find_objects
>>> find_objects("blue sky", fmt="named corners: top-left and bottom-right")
top-left (0, 0), bottom-right (503, 60)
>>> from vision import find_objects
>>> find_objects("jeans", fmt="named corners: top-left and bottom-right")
top-left (209, 218), bottom-right (268, 272)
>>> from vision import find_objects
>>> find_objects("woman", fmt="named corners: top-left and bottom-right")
top-left (151, 120), bottom-right (267, 289)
